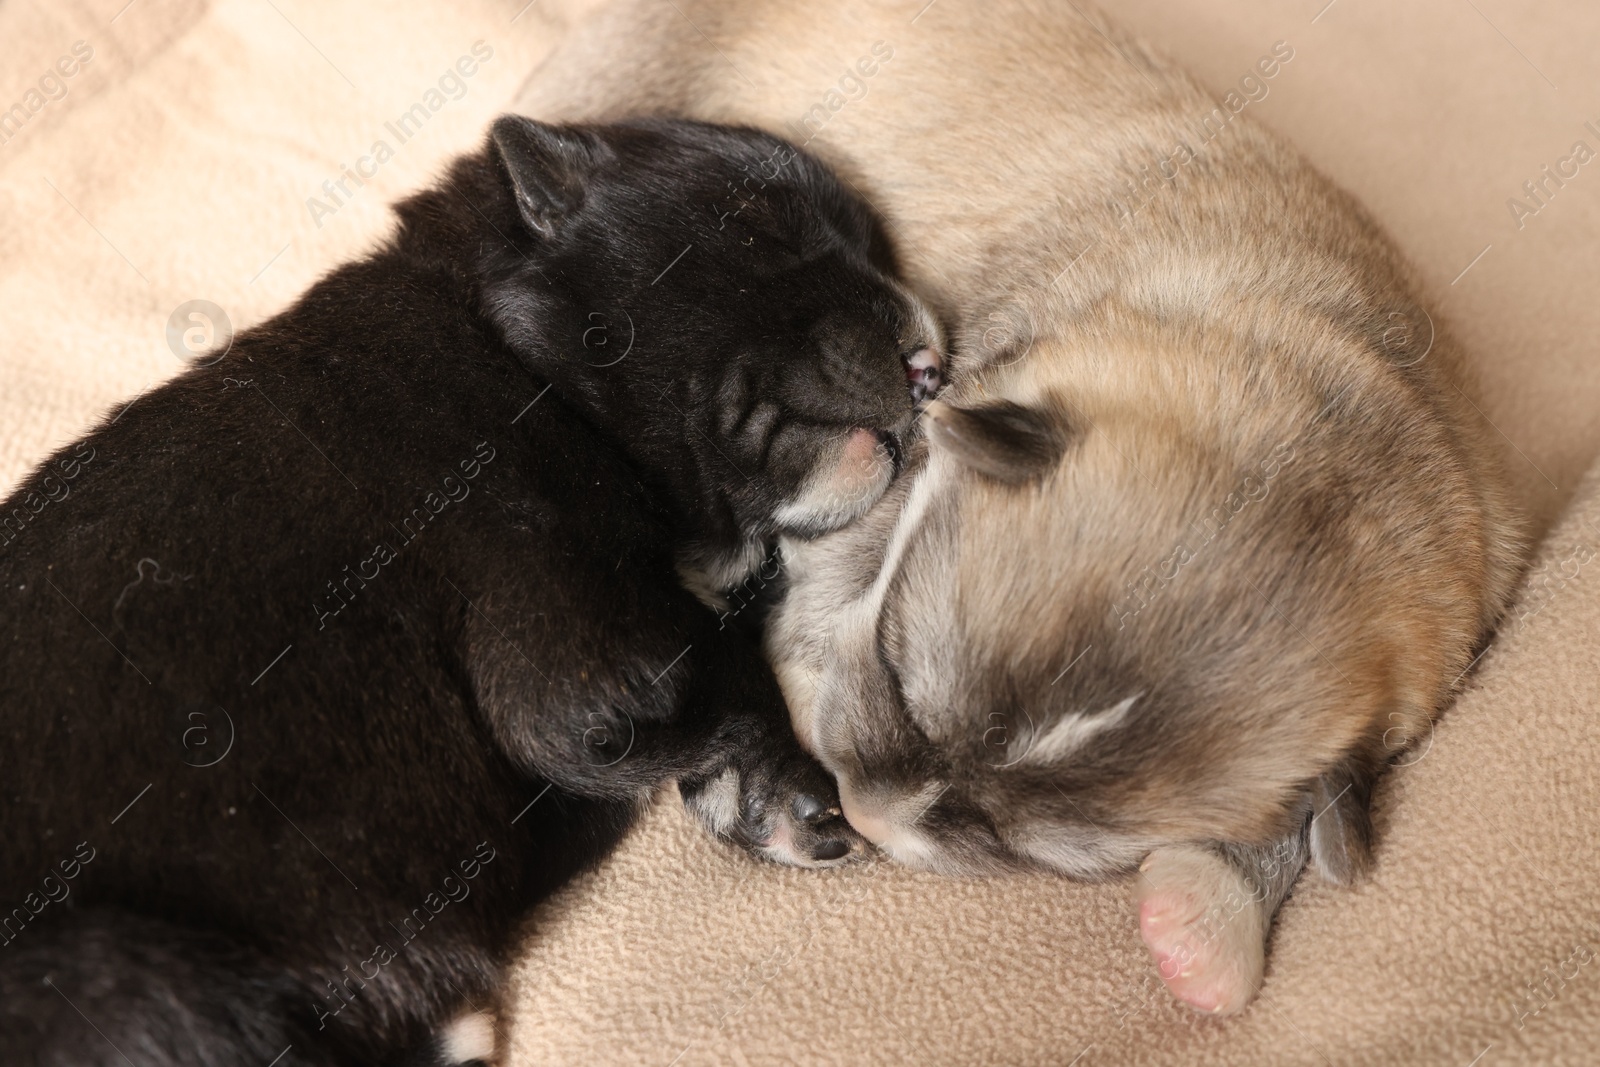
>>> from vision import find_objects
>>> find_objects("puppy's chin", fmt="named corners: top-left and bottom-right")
top-left (772, 427), bottom-right (899, 537)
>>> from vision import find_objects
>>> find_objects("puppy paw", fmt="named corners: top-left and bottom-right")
top-left (1133, 845), bottom-right (1266, 1016)
top-left (681, 758), bottom-right (865, 868)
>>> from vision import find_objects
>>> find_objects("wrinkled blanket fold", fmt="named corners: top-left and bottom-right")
top-left (3, 2), bottom-right (1597, 1063)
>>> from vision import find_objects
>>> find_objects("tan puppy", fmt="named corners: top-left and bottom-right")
top-left (515, 0), bottom-right (1523, 1014)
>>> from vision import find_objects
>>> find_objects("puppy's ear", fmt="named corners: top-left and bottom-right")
top-left (923, 399), bottom-right (1066, 483)
top-left (490, 116), bottom-right (600, 236)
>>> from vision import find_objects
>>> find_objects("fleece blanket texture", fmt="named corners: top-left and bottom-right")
top-left (2, 1), bottom-right (1596, 1064)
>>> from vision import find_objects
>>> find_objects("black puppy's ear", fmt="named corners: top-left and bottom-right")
top-left (923, 399), bottom-right (1066, 483)
top-left (490, 115), bottom-right (601, 236)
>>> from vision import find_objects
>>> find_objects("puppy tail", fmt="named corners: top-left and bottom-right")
top-left (0, 908), bottom-right (338, 1067)
top-left (1306, 758), bottom-right (1379, 885)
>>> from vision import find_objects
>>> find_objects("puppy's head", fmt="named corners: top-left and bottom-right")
top-left (481, 116), bottom-right (942, 570)
top-left (769, 313), bottom-right (1497, 880)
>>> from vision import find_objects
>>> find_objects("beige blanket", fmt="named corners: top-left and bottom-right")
top-left (3, 1), bottom-right (1597, 1063)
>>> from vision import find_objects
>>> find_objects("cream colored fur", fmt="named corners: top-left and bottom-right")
top-left (511, 0), bottom-right (1524, 1013)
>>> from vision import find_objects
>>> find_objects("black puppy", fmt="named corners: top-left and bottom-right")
top-left (0, 116), bottom-right (939, 1066)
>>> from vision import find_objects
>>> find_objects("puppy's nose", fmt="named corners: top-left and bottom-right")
top-left (842, 426), bottom-right (883, 469)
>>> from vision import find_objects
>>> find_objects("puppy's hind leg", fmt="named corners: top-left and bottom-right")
top-left (1133, 832), bottom-right (1309, 1015)
top-left (0, 908), bottom-right (342, 1067)
top-left (1136, 749), bottom-right (1385, 1013)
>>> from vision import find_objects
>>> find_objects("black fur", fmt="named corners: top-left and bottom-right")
top-left (0, 116), bottom-right (932, 1065)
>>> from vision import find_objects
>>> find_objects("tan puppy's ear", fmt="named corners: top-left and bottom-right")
top-left (923, 399), bottom-right (1065, 483)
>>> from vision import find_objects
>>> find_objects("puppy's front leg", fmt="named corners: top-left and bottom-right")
top-left (449, 538), bottom-right (861, 869)
top-left (1133, 832), bottom-right (1309, 1015)
top-left (677, 630), bottom-right (866, 869)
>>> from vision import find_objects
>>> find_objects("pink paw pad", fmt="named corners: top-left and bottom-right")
top-left (903, 347), bottom-right (943, 404)
top-left (1134, 848), bottom-right (1266, 1016)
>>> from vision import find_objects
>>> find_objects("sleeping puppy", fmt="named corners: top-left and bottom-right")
top-left (0, 115), bottom-right (939, 1065)
top-left (515, 0), bottom-right (1525, 1015)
